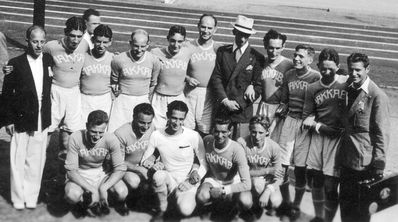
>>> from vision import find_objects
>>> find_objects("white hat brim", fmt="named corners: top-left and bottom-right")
top-left (231, 22), bottom-right (257, 35)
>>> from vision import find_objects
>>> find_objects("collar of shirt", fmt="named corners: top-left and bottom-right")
top-left (233, 41), bottom-right (249, 54)
top-left (27, 53), bottom-right (43, 63)
top-left (348, 76), bottom-right (370, 94)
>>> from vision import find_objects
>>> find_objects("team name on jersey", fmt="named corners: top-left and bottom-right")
top-left (190, 51), bottom-right (216, 63)
top-left (263, 69), bottom-right (284, 85)
top-left (247, 154), bottom-right (270, 166)
top-left (54, 53), bottom-right (84, 64)
top-left (82, 64), bottom-right (111, 76)
top-left (161, 59), bottom-right (188, 70)
top-left (288, 80), bottom-right (308, 91)
top-left (122, 66), bottom-right (151, 78)
top-left (206, 152), bottom-right (233, 169)
top-left (79, 147), bottom-right (108, 157)
top-left (125, 140), bottom-right (149, 154)
top-left (315, 89), bottom-right (347, 105)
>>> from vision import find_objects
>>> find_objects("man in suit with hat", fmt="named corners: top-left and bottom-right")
top-left (210, 15), bottom-right (264, 139)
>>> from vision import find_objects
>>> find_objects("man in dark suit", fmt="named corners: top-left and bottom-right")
top-left (339, 53), bottom-right (390, 222)
top-left (1, 25), bottom-right (52, 210)
top-left (210, 15), bottom-right (264, 139)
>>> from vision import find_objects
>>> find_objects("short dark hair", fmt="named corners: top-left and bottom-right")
top-left (318, 48), bottom-right (340, 65)
top-left (64, 16), bottom-right (86, 35)
top-left (263, 29), bottom-right (287, 45)
top-left (93, 24), bottom-right (113, 39)
top-left (167, 25), bottom-right (186, 39)
top-left (347, 52), bottom-right (370, 68)
top-left (249, 115), bottom-right (271, 130)
top-left (133, 103), bottom-right (154, 119)
top-left (213, 114), bottom-right (233, 130)
top-left (296, 44), bottom-right (315, 58)
top-left (87, 110), bottom-right (108, 127)
top-left (26, 25), bottom-right (46, 40)
top-left (82, 8), bottom-right (100, 22)
top-left (166, 100), bottom-right (188, 118)
top-left (198, 14), bottom-right (218, 27)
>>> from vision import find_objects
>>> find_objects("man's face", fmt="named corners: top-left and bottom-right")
top-left (348, 61), bottom-right (369, 87)
top-left (249, 123), bottom-right (267, 147)
top-left (318, 60), bottom-right (338, 80)
top-left (133, 113), bottom-right (153, 137)
top-left (167, 33), bottom-right (185, 55)
top-left (198, 16), bottom-right (217, 42)
top-left (265, 38), bottom-right (284, 61)
top-left (129, 33), bottom-right (149, 60)
top-left (234, 29), bottom-right (250, 48)
top-left (293, 49), bottom-right (313, 70)
top-left (93, 35), bottom-right (111, 56)
top-left (167, 110), bottom-right (186, 133)
top-left (86, 15), bottom-right (101, 34)
top-left (27, 29), bottom-right (46, 58)
top-left (86, 123), bottom-right (107, 145)
top-left (213, 123), bottom-right (231, 147)
top-left (65, 29), bottom-right (84, 50)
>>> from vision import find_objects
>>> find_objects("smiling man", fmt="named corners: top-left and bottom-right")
top-left (108, 29), bottom-right (160, 132)
top-left (64, 110), bottom-right (127, 217)
top-left (80, 24), bottom-right (114, 127)
top-left (141, 100), bottom-right (207, 221)
top-left (2, 25), bottom-right (52, 209)
top-left (184, 14), bottom-right (221, 136)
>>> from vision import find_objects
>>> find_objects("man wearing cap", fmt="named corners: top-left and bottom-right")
top-left (210, 15), bottom-right (264, 139)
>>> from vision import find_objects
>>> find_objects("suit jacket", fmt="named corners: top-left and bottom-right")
top-left (210, 44), bottom-right (264, 123)
top-left (341, 79), bottom-right (390, 171)
top-left (0, 52), bottom-right (52, 132)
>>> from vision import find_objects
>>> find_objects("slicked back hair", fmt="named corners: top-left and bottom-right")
top-left (296, 44), bottom-right (315, 58)
top-left (319, 48), bottom-right (340, 65)
top-left (26, 25), bottom-right (46, 40)
top-left (213, 114), bottom-right (233, 130)
top-left (166, 100), bottom-right (189, 118)
top-left (263, 29), bottom-right (287, 45)
top-left (167, 25), bottom-right (186, 39)
top-left (93, 24), bottom-right (113, 39)
top-left (87, 110), bottom-right (109, 127)
top-left (133, 103), bottom-right (155, 119)
top-left (64, 16), bottom-right (86, 35)
top-left (82, 8), bottom-right (100, 22)
top-left (347, 52), bottom-right (370, 68)
top-left (249, 115), bottom-right (271, 131)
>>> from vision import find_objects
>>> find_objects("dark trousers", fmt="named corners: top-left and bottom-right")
top-left (339, 167), bottom-right (372, 222)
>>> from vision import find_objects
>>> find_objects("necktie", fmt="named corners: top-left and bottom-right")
top-left (235, 48), bottom-right (242, 62)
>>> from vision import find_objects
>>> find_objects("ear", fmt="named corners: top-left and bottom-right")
top-left (365, 65), bottom-right (370, 74)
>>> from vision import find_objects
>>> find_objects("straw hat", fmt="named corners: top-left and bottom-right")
top-left (231, 15), bottom-right (256, 35)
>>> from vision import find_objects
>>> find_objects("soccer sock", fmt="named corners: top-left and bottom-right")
top-left (280, 165), bottom-right (291, 204)
top-left (325, 199), bottom-right (338, 222)
top-left (293, 166), bottom-right (306, 208)
top-left (312, 187), bottom-right (325, 219)
top-left (153, 183), bottom-right (168, 212)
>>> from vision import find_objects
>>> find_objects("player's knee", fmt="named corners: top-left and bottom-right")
top-left (294, 166), bottom-right (306, 187)
top-left (324, 177), bottom-right (339, 201)
top-left (238, 192), bottom-right (253, 210)
top-left (178, 202), bottom-right (196, 216)
top-left (196, 185), bottom-right (211, 204)
top-left (124, 173), bottom-right (141, 189)
top-left (64, 185), bottom-right (83, 204)
top-left (113, 183), bottom-right (128, 201)
top-left (152, 170), bottom-right (167, 187)
top-left (270, 191), bottom-right (283, 208)
top-left (309, 169), bottom-right (324, 188)
top-left (252, 178), bottom-right (265, 195)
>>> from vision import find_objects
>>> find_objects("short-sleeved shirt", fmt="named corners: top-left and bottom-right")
top-left (43, 38), bottom-right (88, 88)
top-left (111, 51), bottom-right (160, 96)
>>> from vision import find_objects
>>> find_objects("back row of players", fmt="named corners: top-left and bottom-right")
top-left (3, 8), bottom-right (390, 222)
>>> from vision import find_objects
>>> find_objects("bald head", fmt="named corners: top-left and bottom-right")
top-left (130, 29), bottom-right (150, 60)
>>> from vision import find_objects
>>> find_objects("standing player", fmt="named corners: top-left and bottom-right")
top-left (339, 53), bottom-right (389, 222)
top-left (64, 110), bottom-right (128, 216)
top-left (44, 16), bottom-right (88, 152)
top-left (150, 25), bottom-right (193, 129)
top-left (196, 116), bottom-right (252, 220)
top-left (254, 29), bottom-right (293, 137)
top-left (108, 29), bottom-right (160, 132)
top-left (302, 48), bottom-right (347, 222)
top-left (277, 44), bottom-right (321, 219)
top-left (184, 14), bottom-right (220, 136)
top-left (237, 115), bottom-right (284, 215)
top-left (80, 24), bottom-right (114, 127)
top-left (82, 8), bottom-right (101, 50)
top-left (113, 103), bottom-right (155, 198)
top-left (141, 101), bottom-right (207, 221)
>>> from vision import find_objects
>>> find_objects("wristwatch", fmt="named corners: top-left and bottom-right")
top-left (221, 186), bottom-right (227, 196)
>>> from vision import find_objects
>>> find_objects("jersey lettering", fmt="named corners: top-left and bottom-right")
top-left (190, 51), bottom-right (216, 63)
top-left (54, 53), bottom-right (84, 64)
top-left (161, 59), bottom-right (188, 70)
top-left (206, 153), bottom-right (233, 169)
top-left (288, 80), bottom-right (308, 91)
top-left (122, 65), bottom-right (151, 78)
top-left (247, 154), bottom-right (270, 166)
top-left (83, 64), bottom-right (111, 76)
top-left (315, 89), bottom-right (347, 105)
top-left (125, 140), bottom-right (149, 154)
top-left (79, 147), bottom-right (108, 157)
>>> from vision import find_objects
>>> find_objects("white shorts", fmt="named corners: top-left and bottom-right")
top-left (184, 87), bottom-right (213, 133)
top-left (203, 175), bottom-right (241, 188)
top-left (80, 92), bottom-right (112, 129)
top-left (278, 115), bottom-right (311, 167)
top-left (49, 84), bottom-right (82, 132)
top-left (306, 132), bottom-right (343, 177)
top-left (162, 171), bottom-right (199, 198)
top-left (151, 92), bottom-right (186, 129)
top-left (66, 167), bottom-right (108, 189)
top-left (107, 94), bottom-right (149, 132)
